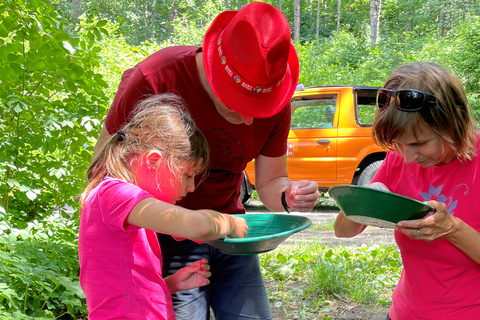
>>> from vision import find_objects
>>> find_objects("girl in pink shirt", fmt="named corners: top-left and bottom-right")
top-left (334, 63), bottom-right (480, 319)
top-left (78, 94), bottom-right (248, 319)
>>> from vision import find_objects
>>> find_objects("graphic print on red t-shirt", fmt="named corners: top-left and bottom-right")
top-left (205, 127), bottom-right (246, 172)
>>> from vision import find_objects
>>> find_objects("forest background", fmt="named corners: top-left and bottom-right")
top-left (1, 0), bottom-right (480, 319)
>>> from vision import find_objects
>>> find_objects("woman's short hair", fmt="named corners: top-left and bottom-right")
top-left (372, 62), bottom-right (477, 160)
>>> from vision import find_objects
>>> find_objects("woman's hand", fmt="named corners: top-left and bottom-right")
top-left (396, 200), bottom-right (457, 242)
top-left (396, 200), bottom-right (480, 264)
top-left (164, 258), bottom-right (211, 294)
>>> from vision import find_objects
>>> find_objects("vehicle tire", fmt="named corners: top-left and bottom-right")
top-left (239, 179), bottom-right (251, 204)
top-left (356, 160), bottom-right (383, 186)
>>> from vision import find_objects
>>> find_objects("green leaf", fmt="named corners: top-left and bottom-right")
top-left (378, 300), bottom-right (389, 306)
top-left (7, 53), bottom-right (20, 62)
top-left (6, 179), bottom-right (20, 188)
top-left (52, 276), bottom-right (85, 299)
top-left (25, 190), bottom-right (37, 201)
top-left (62, 41), bottom-right (75, 54)
top-left (54, 168), bottom-right (65, 179)
top-left (96, 20), bottom-right (108, 28)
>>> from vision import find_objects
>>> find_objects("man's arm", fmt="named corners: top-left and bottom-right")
top-left (254, 154), bottom-right (319, 212)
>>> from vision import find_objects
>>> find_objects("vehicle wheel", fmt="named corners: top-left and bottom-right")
top-left (356, 160), bottom-right (383, 186)
top-left (239, 179), bottom-right (251, 204)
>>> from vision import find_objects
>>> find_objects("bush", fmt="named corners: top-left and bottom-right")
top-left (0, 0), bottom-right (108, 227)
top-left (0, 216), bottom-right (85, 319)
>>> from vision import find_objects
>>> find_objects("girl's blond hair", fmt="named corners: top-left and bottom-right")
top-left (80, 94), bottom-right (209, 206)
top-left (372, 62), bottom-right (477, 161)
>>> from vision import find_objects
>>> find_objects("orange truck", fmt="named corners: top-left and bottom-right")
top-left (240, 85), bottom-right (387, 203)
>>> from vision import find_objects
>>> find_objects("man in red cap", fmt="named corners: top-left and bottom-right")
top-left (93, 2), bottom-right (320, 319)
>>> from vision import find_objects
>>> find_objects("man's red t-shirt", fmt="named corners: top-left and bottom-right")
top-left (105, 46), bottom-right (291, 214)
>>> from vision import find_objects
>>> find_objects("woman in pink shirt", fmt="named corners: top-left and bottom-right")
top-left (78, 94), bottom-right (248, 319)
top-left (335, 62), bottom-right (480, 319)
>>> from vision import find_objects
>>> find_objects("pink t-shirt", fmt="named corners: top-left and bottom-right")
top-left (372, 137), bottom-right (480, 319)
top-left (104, 46), bottom-right (291, 214)
top-left (78, 178), bottom-right (175, 320)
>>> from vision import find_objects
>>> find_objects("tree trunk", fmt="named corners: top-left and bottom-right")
top-left (144, 1), bottom-right (149, 41)
top-left (337, 0), bottom-right (341, 34)
top-left (237, 0), bottom-right (242, 10)
top-left (324, 0), bottom-right (328, 30)
top-left (150, 0), bottom-right (157, 39)
top-left (369, 0), bottom-right (381, 46)
top-left (72, 0), bottom-right (81, 19)
top-left (316, 0), bottom-right (321, 40)
top-left (169, 2), bottom-right (178, 24)
top-left (165, 1), bottom-right (178, 37)
top-left (135, 0), bottom-right (140, 43)
top-left (405, 4), bottom-right (414, 34)
top-left (279, 0), bottom-right (283, 12)
top-left (294, 0), bottom-right (301, 41)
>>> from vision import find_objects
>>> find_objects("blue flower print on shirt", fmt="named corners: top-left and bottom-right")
top-left (420, 184), bottom-right (457, 215)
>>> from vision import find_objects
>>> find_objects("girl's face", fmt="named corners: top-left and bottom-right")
top-left (392, 124), bottom-right (457, 167)
top-left (153, 159), bottom-right (204, 204)
top-left (136, 153), bottom-right (204, 204)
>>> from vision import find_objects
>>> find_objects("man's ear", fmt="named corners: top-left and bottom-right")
top-left (145, 150), bottom-right (162, 174)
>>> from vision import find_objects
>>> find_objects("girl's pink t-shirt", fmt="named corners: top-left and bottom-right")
top-left (372, 139), bottom-right (480, 320)
top-left (78, 178), bottom-right (175, 320)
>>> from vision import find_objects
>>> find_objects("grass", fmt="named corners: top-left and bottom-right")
top-left (250, 190), bottom-right (337, 208)
top-left (260, 241), bottom-right (401, 319)
top-left (311, 221), bottom-right (335, 232)
top-left (251, 190), bottom-right (399, 318)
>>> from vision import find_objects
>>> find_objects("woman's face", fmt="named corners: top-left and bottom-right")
top-left (392, 124), bottom-right (457, 167)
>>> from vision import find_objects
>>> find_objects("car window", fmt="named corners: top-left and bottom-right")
top-left (291, 94), bottom-right (338, 129)
top-left (356, 93), bottom-right (377, 125)
top-left (357, 104), bottom-right (376, 125)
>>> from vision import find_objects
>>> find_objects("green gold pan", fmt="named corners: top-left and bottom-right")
top-left (328, 185), bottom-right (434, 229)
top-left (207, 213), bottom-right (312, 255)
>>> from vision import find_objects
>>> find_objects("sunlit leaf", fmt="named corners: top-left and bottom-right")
top-left (25, 190), bottom-right (37, 201)
top-left (62, 41), bottom-right (75, 54)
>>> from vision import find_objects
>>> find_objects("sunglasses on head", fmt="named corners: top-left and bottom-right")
top-left (376, 89), bottom-right (437, 112)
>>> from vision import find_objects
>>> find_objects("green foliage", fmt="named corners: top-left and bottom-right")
top-left (0, 1), bottom-right (479, 319)
top-left (261, 242), bottom-right (401, 314)
top-left (296, 32), bottom-right (387, 87)
top-left (0, 217), bottom-right (85, 319)
top-left (56, 0), bottom-right (230, 46)
top-left (0, 0), bottom-right (108, 226)
top-left (310, 245), bottom-right (401, 305)
top-left (95, 22), bottom-right (163, 101)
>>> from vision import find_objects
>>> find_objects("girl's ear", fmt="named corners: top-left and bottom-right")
top-left (145, 150), bottom-right (162, 174)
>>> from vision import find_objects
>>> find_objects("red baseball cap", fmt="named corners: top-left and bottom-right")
top-left (202, 2), bottom-right (299, 118)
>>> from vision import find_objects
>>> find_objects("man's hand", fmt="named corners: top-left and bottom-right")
top-left (285, 180), bottom-right (320, 212)
top-left (164, 258), bottom-right (211, 294)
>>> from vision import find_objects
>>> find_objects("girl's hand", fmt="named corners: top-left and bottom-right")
top-left (395, 200), bottom-right (458, 242)
top-left (226, 216), bottom-right (248, 238)
top-left (165, 258), bottom-right (211, 294)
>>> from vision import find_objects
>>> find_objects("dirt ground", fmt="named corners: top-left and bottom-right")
top-left (245, 200), bottom-right (394, 320)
